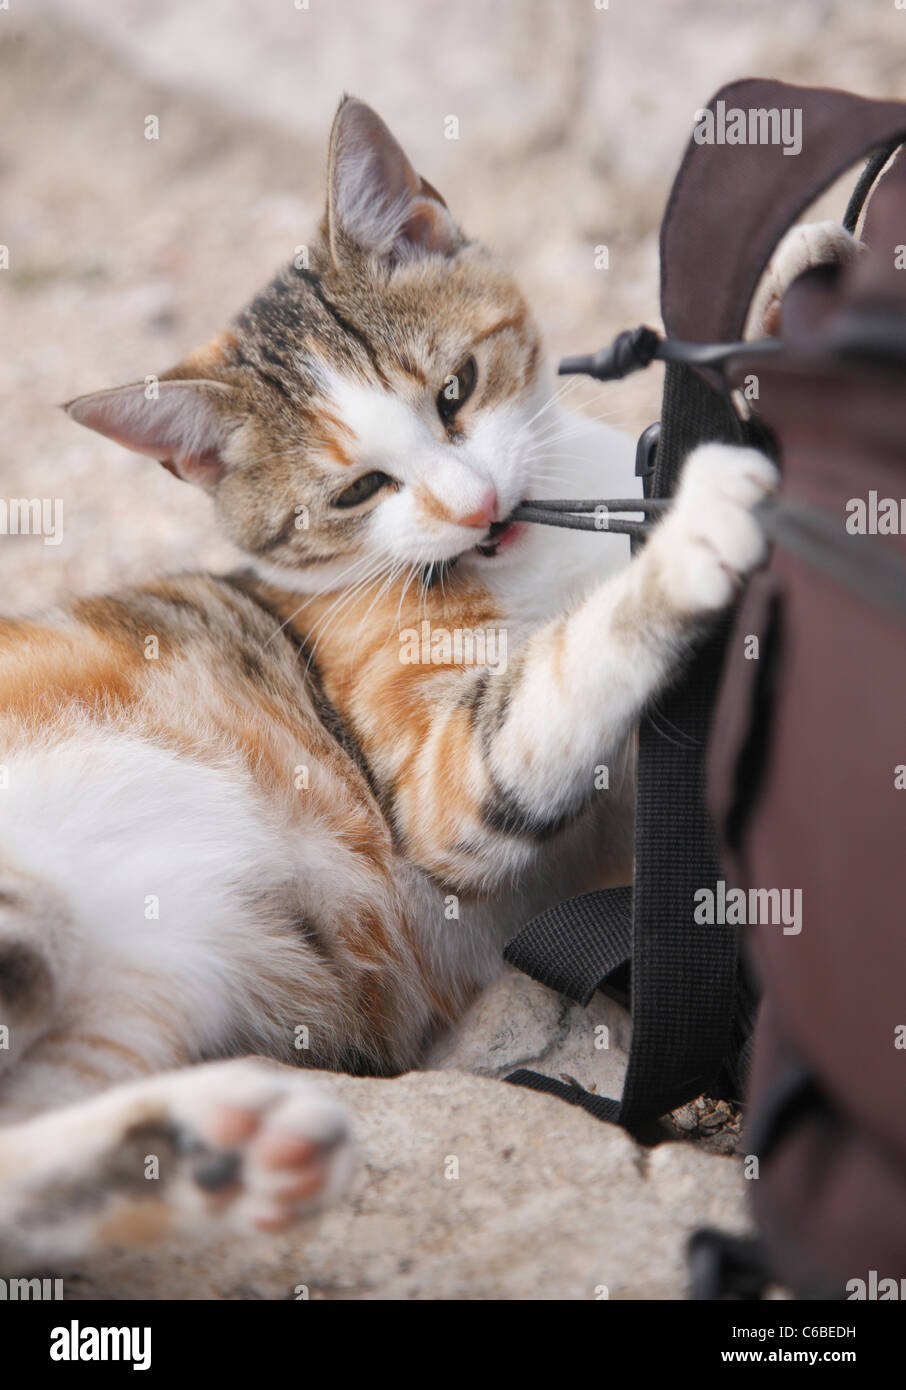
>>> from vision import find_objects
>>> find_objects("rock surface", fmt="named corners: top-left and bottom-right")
top-left (68, 1065), bottom-right (750, 1301)
top-left (425, 966), bottom-right (631, 1094)
top-left (62, 971), bottom-right (750, 1300)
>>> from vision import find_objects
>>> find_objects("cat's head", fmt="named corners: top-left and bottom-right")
top-left (67, 97), bottom-right (551, 592)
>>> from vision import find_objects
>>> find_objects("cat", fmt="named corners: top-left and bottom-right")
top-left (0, 96), bottom-right (784, 1272)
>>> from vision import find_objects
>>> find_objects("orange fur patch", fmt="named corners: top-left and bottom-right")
top-left (0, 619), bottom-right (140, 726)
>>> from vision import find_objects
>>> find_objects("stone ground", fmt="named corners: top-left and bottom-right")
top-left (67, 973), bottom-right (749, 1301)
top-left (2, 0), bottom-right (899, 1298)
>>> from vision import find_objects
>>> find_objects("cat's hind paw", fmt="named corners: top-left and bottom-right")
top-left (2, 1057), bottom-right (353, 1259)
top-left (146, 1057), bottom-right (353, 1236)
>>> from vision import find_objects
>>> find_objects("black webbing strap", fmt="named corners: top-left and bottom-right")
top-left (502, 886), bottom-right (631, 1006)
top-left (505, 366), bottom-right (767, 1138)
top-left (504, 1068), bottom-right (622, 1127)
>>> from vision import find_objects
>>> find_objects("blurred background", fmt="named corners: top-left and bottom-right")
top-left (2, 0), bottom-right (904, 611)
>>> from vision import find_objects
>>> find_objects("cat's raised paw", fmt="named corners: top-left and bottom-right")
top-left (655, 443), bottom-right (779, 614)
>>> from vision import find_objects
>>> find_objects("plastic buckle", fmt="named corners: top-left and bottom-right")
top-left (635, 421), bottom-right (660, 498)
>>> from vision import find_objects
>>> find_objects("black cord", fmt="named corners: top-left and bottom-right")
top-left (842, 142), bottom-right (901, 235)
top-left (516, 498), bottom-right (669, 514)
top-left (558, 328), bottom-right (782, 384)
top-left (512, 497), bottom-right (670, 536)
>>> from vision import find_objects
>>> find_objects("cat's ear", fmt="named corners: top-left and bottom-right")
top-left (64, 379), bottom-right (238, 488)
top-left (327, 97), bottom-right (459, 266)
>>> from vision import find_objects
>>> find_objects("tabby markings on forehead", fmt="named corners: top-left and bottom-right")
top-left (471, 312), bottom-right (528, 348)
top-left (293, 349), bottom-right (330, 387)
top-left (295, 269), bottom-right (389, 386)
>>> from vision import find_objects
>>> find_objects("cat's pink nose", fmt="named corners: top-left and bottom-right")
top-left (457, 487), bottom-right (498, 530)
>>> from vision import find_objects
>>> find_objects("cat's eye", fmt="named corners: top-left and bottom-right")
top-left (332, 470), bottom-right (395, 509)
top-left (437, 356), bottom-right (477, 425)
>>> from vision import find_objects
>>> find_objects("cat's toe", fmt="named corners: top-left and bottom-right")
top-left (659, 444), bottom-right (779, 612)
top-left (164, 1058), bottom-right (353, 1235)
top-left (677, 443), bottom-right (779, 514)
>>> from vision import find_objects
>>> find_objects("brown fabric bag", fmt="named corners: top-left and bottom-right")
top-left (667, 81), bottom-right (906, 1297)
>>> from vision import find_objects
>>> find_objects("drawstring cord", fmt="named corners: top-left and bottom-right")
top-left (522, 305), bottom-right (906, 537)
top-left (512, 497), bottom-right (668, 538)
top-left (515, 325), bottom-right (779, 539)
top-left (518, 325), bottom-right (786, 537)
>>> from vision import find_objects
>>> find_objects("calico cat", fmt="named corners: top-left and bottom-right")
top-left (0, 97), bottom-right (781, 1269)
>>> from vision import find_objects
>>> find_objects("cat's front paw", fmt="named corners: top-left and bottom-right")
top-left (655, 443), bottom-right (779, 615)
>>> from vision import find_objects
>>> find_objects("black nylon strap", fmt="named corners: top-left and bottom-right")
top-left (503, 1069), bottom-right (622, 1125)
top-left (505, 366), bottom-right (760, 1138)
top-left (618, 365), bottom-right (750, 1130)
top-left (502, 886), bottom-right (632, 1006)
top-left (622, 627), bottom-right (735, 1124)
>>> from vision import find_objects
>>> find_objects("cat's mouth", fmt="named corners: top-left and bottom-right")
top-left (473, 515), bottom-right (525, 559)
top-left (423, 512), bottom-right (526, 588)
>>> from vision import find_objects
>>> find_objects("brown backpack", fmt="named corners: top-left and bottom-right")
top-left (698, 81), bottom-right (906, 1299)
top-left (505, 78), bottom-right (906, 1299)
